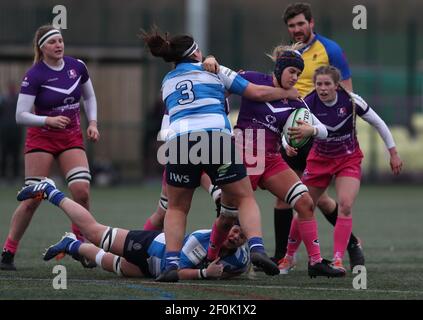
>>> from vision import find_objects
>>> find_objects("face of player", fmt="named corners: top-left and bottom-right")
top-left (223, 225), bottom-right (247, 250)
top-left (315, 74), bottom-right (339, 103)
top-left (280, 66), bottom-right (302, 89)
top-left (191, 48), bottom-right (203, 62)
top-left (286, 14), bottom-right (314, 44)
top-left (41, 35), bottom-right (64, 62)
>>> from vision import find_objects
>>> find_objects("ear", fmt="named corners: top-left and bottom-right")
top-left (309, 18), bottom-right (315, 31)
top-left (191, 49), bottom-right (202, 62)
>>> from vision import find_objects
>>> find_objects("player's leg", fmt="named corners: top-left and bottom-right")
top-left (157, 184), bottom-right (195, 281)
top-left (44, 233), bottom-right (144, 277)
top-left (58, 148), bottom-right (92, 242)
top-left (78, 243), bottom-right (143, 277)
top-left (317, 191), bottom-right (364, 269)
top-left (144, 170), bottom-right (168, 231)
top-left (264, 170), bottom-right (345, 277)
top-left (273, 191), bottom-right (295, 262)
top-left (200, 172), bottom-right (222, 213)
top-left (17, 180), bottom-right (130, 261)
top-left (219, 177), bottom-right (279, 276)
top-left (1, 152), bottom-right (54, 270)
top-left (332, 176), bottom-right (361, 271)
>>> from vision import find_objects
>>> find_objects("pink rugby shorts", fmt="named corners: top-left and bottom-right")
top-left (301, 147), bottom-right (364, 189)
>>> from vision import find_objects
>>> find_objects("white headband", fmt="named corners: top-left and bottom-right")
top-left (38, 29), bottom-right (61, 48)
top-left (182, 41), bottom-right (198, 58)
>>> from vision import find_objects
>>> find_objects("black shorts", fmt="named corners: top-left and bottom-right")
top-left (165, 131), bottom-right (247, 188)
top-left (281, 138), bottom-right (313, 173)
top-left (123, 230), bottom-right (161, 277)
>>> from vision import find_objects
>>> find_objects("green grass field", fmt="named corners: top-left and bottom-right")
top-left (1, 182), bottom-right (422, 300)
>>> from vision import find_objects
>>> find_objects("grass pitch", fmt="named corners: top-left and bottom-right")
top-left (0, 182), bottom-right (422, 300)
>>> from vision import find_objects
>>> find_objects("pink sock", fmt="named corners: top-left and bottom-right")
top-left (71, 224), bottom-right (85, 242)
top-left (286, 218), bottom-right (302, 257)
top-left (333, 216), bottom-right (353, 260)
top-left (298, 219), bottom-right (322, 264)
top-left (143, 218), bottom-right (162, 231)
top-left (4, 237), bottom-right (19, 255)
top-left (207, 221), bottom-right (230, 261)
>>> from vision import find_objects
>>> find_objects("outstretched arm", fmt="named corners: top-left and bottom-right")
top-left (360, 108), bottom-right (403, 175)
top-left (243, 82), bottom-right (300, 102)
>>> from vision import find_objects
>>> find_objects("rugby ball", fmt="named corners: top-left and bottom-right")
top-left (282, 108), bottom-right (313, 148)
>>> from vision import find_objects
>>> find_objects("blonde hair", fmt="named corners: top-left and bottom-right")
top-left (266, 42), bottom-right (304, 62)
top-left (33, 25), bottom-right (57, 64)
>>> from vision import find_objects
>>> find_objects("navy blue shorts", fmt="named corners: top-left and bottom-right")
top-left (165, 131), bottom-right (247, 188)
top-left (123, 230), bottom-right (161, 277)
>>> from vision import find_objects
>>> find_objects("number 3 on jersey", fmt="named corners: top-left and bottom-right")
top-left (176, 80), bottom-right (195, 105)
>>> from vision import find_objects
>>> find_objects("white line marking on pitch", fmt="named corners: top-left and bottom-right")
top-left (1, 277), bottom-right (422, 296)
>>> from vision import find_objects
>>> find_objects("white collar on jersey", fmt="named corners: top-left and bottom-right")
top-left (43, 59), bottom-right (65, 71)
top-left (322, 92), bottom-right (338, 107)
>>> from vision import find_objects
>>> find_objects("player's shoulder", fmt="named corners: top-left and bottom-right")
top-left (239, 70), bottom-right (271, 85)
top-left (22, 61), bottom-right (45, 85)
top-left (303, 89), bottom-right (319, 103)
top-left (349, 91), bottom-right (368, 109)
top-left (315, 33), bottom-right (344, 54)
top-left (190, 229), bottom-right (212, 239)
top-left (63, 56), bottom-right (88, 70)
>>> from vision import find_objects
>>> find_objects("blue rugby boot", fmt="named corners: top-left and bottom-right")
top-left (43, 232), bottom-right (82, 261)
top-left (17, 178), bottom-right (65, 206)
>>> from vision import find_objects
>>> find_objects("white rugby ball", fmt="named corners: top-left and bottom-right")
top-left (282, 108), bottom-right (312, 148)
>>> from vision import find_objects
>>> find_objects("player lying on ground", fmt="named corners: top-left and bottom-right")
top-left (17, 179), bottom-right (249, 280)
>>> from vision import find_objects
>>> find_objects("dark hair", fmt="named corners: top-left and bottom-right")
top-left (141, 28), bottom-right (195, 63)
top-left (33, 24), bottom-right (58, 64)
top-left (283, 3), bottom-right (313, 24)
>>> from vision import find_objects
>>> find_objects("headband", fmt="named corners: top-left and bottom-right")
top-left (274, 50), bottom-right (304, 87)
top-left (38, 29), bottom-right (61, 48)
top-left (181, 41), bottom-right (198, 58)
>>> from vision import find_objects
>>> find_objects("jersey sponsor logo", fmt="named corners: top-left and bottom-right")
top-left (132, 242), bottom-right (142, 250)
top-left (21, 77), bottom-right (29, 88)
top-left (67, 69), bottom-right (77, 79)
top-left (188, 245), bottom-right (207, 264)
top-left (337, 107), bottom-right (348, 117)
top-left (169, 172), bottom-right (190, 183)
top-left (63, 97), bottom-right (75, 104)
top-left (265, 115), bottom-right (276, 124)
top-left (252, 118), bottom-right (279, 134)
top-left (217, 163), bottom-right (231, 177)
top-left (47, 77), bottom-right (59, 82)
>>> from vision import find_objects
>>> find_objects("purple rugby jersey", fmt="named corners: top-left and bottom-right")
top-left (235, 71), bottom-right (306, 155)
top-left (305, 90), bottom-right (369, 158)
top-left (20, 56), bottom-right (89, 134)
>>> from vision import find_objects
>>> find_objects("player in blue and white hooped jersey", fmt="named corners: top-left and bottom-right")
top-left (142, 28), bottom-right (303, 281)
top-left (16, 178), bottom-right (249, 280)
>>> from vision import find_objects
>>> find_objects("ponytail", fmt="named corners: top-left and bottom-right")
top-left (141, 28), bottom-right (196, 63)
